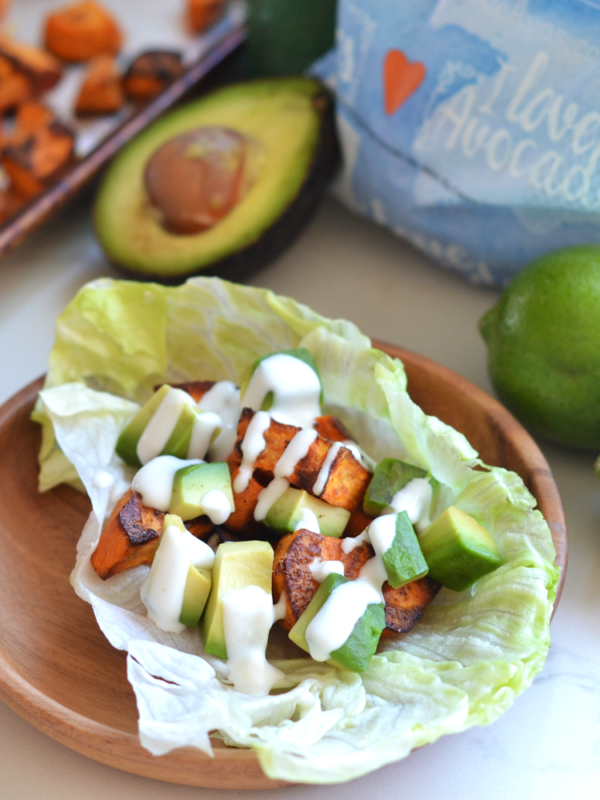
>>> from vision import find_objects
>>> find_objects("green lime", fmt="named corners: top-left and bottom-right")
top-left (479, 245), bottom-right (600, 450)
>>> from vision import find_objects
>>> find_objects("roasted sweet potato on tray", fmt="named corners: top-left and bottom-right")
top-left (122, 51), bottom-right (184, 101)
top-left (44, 0), bottom-right (122, 62)
top-left (0, 56), bottom-right (32, 114)
top-left (230, 409), bottom-right (371, 513)
top-left (0, 186), bottom-right (24, 225)
top-left (273, 529), bottom-right (439, 635)
top-left (75, 55), bottom-right (124, 116)
top-left (187, 0), bottom-right (227, 33)
top-left (0, 35), bottom-right (62, 93)
top-left (91, 489), bottom-right (214, 579)
top-left (1, 119), bottom-right (75, 198)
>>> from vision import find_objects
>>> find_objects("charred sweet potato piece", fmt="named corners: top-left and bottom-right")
top-left (313, 415), bottom-right (355, 443)
top-left (122, 51), bottom-right (184, 101)
top-left (11, 102), bottom-right (56, 141)
top-left (0, 35), bottom-right (62, 92)
top-left (0, 57), bottom-right (32, 114)
top-left (75, 55), bottom-right (124, 115)
top-left (45, 1), bottom-right (122, 62)
top-left (272, 529), bottom-right (374, 632)
top-left (381, 577), bottom-right (441, 635)
top-left (91, 489), bottom-right (164, 579)
top-left (1, 120), bottom-right (75, 198)
top-left (185, 515), bottom-right (215, 540)
top-left (223, 470), bottom-right (269, 537)
top-left (0, 187), bottom-right (24, 225)
top-left (232, 409), bottom-right (371, 512)
top-left (343, 507), bottom-right (374, 538)
top-left (187, 0), bottom-right (227, 33)
top-left (273, 529), bottom-right (439, 636)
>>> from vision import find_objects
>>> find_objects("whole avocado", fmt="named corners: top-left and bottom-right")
top-left (480, 245), bottom-right (600, 450)
top-left (94, 77), bottom-right (338, 284)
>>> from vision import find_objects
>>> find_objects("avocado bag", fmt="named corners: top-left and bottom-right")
top-left (315, 0), bottom-right (600, 285)
top-left (33, 277), bottom-right (558, 784)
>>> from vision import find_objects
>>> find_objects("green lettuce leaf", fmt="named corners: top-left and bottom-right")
top-left (33, 276), bottom-right (559, 784)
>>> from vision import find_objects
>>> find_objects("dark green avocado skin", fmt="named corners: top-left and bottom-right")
top-left (107, 83), bottom-right (340, 286)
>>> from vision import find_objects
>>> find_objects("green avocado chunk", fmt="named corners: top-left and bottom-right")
top-left (200, 540), bottom-right (274, 659)
top-left (289, 573), bottom-right (386, 673)
top-left (169, 462), bottom-right (233, 522)
top-left (418, 505), bottom-right (503, 592)
top-left (363, 458), bottom-right (429, 517)
top-left (116, 384), bottom-right (201, 467)
top-left (264, 486), bottom-right (350, 538)
top-left (94, 78), bottom-right (338, 282)
top-left (179, 563), bottom-right (212, 628)
top-left (370, 511), bottom-right (429, 588)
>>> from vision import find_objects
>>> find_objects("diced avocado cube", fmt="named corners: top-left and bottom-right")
top-left (161, 401), bottom-right (198, 460)
top-left (374, 511), bottom-right (429, 588)
top-left (162, 513), bottom-right (187, 534)
top-left (264, 486), bottom-right (350, 537)
top-left (169, 462), bottom-right (233, 522)
top-left (363, 458), bottom-right (429, 517)
top-left (289, 573), bottom-right (385, 673)
top-left (116, 384), bottom-right (172, 467)
top-left (200, 540), bottom-right (274, 659)
top-left (179, 564), bottom-right (212, 627)
top-left (419, 505), bottom-right (503, 592)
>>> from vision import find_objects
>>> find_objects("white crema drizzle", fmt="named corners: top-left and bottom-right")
top-left (241, 353), bottom-right (321, 429)
top-left (312, 441), bottom-right (342, 496)
top-left (198, 381), bottom-right (241, 462)
top-left (309, 557), bottom-right (345, 583)
top-left (131, 455), bottom-right (202, 510)
top-left (233, 410), bottom-right (271, 494)
top-left (389, 477), bottom-right (433, 532)
top-left (254, 429), bottom-right (317, 521)
top-left (136, 388), bottom-right (193, 465)
top-left (187, 411), bottom-right (222, 460)
top-left (293, 507), bottom-right (320, 534)
top-left (222, 585), bottom-right (284, 696)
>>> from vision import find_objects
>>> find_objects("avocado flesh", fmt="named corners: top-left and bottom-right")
top-left (419, 505), bottom-right (503, 592)
top-left (363, 458), bottom-right (429, 517)
top-left (200, 540), bottom-right (274, 659)
top-left (169, 462), bottom-right (233, 521)
top-left (116, 384), bottom-right (171, 467)
top-left (377, 511), bottom-right (429, 588)
top-left (179, 563), bottom-right (212, 627)
top-left (94, 78), bottom-right (336, 281)
top-left (289, 573), bottom-right (385, 673)
top-left (264, 486), bottom-right (350, 538)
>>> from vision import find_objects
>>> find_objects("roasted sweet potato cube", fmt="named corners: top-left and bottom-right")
top-left (91, 489), bottom-right (164, 580)
top-left (0, 57), bottom-right (32, 114)
top-left (185, 515), bottom-right (215, 540)
top-left (224, 469), bottom-right (267, 536)
top-left (381, 577), bottom-right (441, 635)
top-left (0, 35), bottom-right (62, 92)
top-left (343, 506), bottom-right (374, 538)
top-left (12, 102), bottom-right (56, 141)
top-left (318, 446), bottom-right (372, 512)
top-left (313, 415), bottom-right (355, 443)
top-left (2, 121), bottom-right (75, 198)
top-left (75, 55), bottom-right (124, 115)
top-left (233, 408), bottom-right (299, 476)
top-left (0, 187), bottom-right (24, 225)
top-left (272, 529), bottom-right (374, 632)
top-left (44, 1), bottom-right (122, 62)
top-left (123, 51), bottom-right (184, 101)
top-left (186, 0), bottom-right (227, 33)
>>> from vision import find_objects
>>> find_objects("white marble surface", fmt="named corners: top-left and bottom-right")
top-left (0, 196), bottom-right (598, 799)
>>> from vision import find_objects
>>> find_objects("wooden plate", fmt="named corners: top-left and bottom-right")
top-left (0, 346), bottom-right (567, 788)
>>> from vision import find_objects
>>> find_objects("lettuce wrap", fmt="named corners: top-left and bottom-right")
top-left (32, 276), bottom-right (559, 784)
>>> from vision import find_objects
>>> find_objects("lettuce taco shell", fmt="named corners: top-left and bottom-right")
top-left (32, 277), bottom-right (559, 784)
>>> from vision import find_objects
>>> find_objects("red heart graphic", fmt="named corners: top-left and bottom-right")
top-left (383, 49), bottom-right (426, 116)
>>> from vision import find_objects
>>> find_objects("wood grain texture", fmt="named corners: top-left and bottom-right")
top-left (0, 347), bottom-right (567, 787)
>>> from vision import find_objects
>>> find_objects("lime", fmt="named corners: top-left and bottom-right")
top-left (479, 245), bottom-right (600, 450)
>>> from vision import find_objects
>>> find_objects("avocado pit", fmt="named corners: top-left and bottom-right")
top-left (144, 127), bottom-right (264, 235)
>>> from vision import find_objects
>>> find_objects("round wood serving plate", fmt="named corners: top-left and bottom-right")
top-left (0, 346), bottom-right (567, 788)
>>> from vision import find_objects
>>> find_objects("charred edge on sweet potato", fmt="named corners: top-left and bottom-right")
top-left (225, 409), bottom-right (371, 532)
top-left (122, 51), bottom-right (184, 100)
top-left (313, 415), bottom-right (355, 443)
top-left (273, 529), bottom-right (439, 636)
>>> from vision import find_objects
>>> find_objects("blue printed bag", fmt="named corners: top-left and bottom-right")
top-left (316, 0), bottom-right (600, 284)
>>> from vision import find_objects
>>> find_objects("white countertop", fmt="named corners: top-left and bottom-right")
top-left (0, 195), bottom-right (598, 799)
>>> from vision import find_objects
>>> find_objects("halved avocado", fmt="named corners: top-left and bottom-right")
top-left (94, 77), bottom-right (338, 283)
